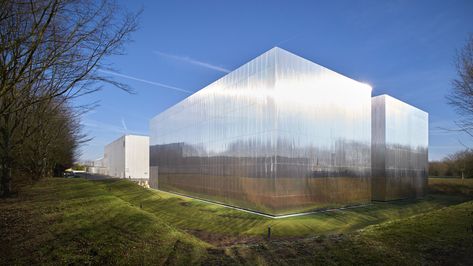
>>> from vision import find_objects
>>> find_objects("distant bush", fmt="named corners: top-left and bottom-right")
top-left (72, 164), bottom-right (87, 171)
top-left (430, 149), bottom-right (473, 178)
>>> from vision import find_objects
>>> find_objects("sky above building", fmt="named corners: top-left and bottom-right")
top-left (76, 0), bottom-right (473, 161)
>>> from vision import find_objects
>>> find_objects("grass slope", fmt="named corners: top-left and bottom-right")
top-left (210, 200), bottom-right (473, 265)
top-left (0, 178), bottom-right (208, 265)
top-left (99, 178), bottom-right (468, 240)
top-left (1, 177), bottom-right (472, 265)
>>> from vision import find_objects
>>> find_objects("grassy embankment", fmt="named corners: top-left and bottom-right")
top-left (0, 179), bottom-right (208, 265)
top-left (1, 177), bottom-right (472, 265)
top-left (101, 178), bottom-right (470, 239)
top-left (210, 178), bottom-right (473, 265)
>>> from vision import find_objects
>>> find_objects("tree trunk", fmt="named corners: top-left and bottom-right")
top-left (1, 157), bottom-right (12, 197)
top-left (0, 114), bottom-right (13, 197)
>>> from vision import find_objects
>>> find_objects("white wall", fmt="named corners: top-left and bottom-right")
top-left (104, 136), bottom-right (126, 178)
top-left (103, 135), bottom-right (149, 179)
top-left (93, 157), bottom-right (105, 167)
top-left (124, 135), bottom-right (149, 179)
top-left (87, 166), bottom-right (108, 175)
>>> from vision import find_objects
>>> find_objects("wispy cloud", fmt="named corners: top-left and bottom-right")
top-left (98, 69), bottom-right (192, 94)
top-left (153, 50), bottom-right (230, 73)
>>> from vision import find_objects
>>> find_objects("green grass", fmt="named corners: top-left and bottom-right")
top-left (1, 177), bottom-right (472, 265)
top-left (429, 177), bottom-right (473, 195)
top-left (98, 178), bottom-right (469, 239)
top-left (0, 178), bottom-right (208, 265)
top-left (214, 197), bottom-right (473, 265)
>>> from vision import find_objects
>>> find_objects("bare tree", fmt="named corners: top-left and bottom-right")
top-left (16, 99), bottom-right (88, 180)
top-left (448, 35), bottom-right (473, 138)
top-left (0, 0), bottom-right (139, 196)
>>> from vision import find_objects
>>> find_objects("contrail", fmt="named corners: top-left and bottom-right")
top-left (153, 50), bottom-right (231, 73)
top-left (98, 69), bottom-right (193, 94)
top-left (121, 117), bottom-right (128, 132)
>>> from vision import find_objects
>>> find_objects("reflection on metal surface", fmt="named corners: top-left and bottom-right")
top-left (149, 48), bottom-right (373, 215)
top-left (371, 95), bottom-right (428, 201)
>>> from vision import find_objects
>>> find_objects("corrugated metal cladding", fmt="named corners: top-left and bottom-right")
top-left (149, 47), bottom-right (375, 215)
top-left (149, 48), bottom-right (429, 215)
top-left (371, 95), bottom-right (428, 201)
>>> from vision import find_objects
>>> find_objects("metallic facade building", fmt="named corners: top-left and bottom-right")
top-left (149, 47), bottom-right (373, 215)
top-left (371, 95), bottom-right (428, 201)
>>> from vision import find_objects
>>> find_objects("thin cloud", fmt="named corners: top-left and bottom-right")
top-left (98, 69), bottom-right (192, 94)
top-left (153, 50), bottom-right (231, 73)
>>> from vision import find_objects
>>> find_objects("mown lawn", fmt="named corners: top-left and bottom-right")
top-left (99, 177), bottom-right (469, 240)
top-left (0, 178), bottom-right (208, 265)
top-left (207, 199), bottom-right (473, 265)
top-left (1, 177), bottom-right (472, 265)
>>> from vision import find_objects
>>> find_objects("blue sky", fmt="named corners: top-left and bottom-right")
top-left (77, 0), bottom-right (473, 161)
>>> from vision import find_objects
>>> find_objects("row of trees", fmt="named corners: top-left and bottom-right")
top-left (0, 0), bottom-right (138, 196)
top-left (429, 149), bottom-right (473, 178)
top-left (429, 35), bottom-right (473, 179)
top-left (448, 35), bottom-right (473, 138)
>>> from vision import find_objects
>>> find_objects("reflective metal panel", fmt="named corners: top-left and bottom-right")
top-left (149, 47), bottom-right (372, 215)
top-left (371, 95), bottom-right (428, 201)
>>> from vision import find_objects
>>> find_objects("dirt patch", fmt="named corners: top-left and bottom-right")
top-left (179, 201), bottom-right (191, 207)
top-left (201, 234), bottom-right (345, 265)
top-left (186, 229), bottom-right (319, 248)
top-left (0, 201), bottom-right (57, 265)
top-left (218, 213), bottom-right (260, 220)
top-left (186, 229), bottom-right (263, 247)
top-left (198, 208), bottom-right (218, 213)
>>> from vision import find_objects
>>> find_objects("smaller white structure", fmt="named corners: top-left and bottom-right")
top-left (87, 157), bottom-right (108, 175)
top-left (103, 135), bottom-right (149, 179)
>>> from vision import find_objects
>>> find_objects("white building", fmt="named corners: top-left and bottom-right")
top-left (103, 135), bottom-right (149, 180)
top-left (86, 157), bottom-right (107, 175)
